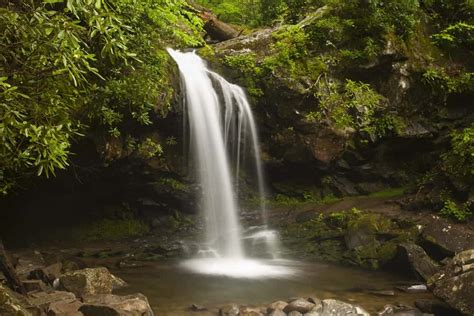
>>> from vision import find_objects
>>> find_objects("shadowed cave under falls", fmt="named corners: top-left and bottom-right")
top-left (167, 49), bottom-right (291, 278)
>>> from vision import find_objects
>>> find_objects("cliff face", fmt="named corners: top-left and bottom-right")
top-left (206, 9), bottom-right (473, 207)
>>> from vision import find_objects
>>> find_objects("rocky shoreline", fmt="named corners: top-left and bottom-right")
top-left (1, 246), bottom-right (473, 315)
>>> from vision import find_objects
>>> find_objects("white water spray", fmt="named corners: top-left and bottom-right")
top-left (168, 49), bottom-right (291, 278)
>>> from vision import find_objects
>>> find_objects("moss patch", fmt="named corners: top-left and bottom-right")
top-left (368, 187), bottom-right (407, 199)
top-left (282, 208), bottom-right (420, 269)
top-left (70, 219), bottom-right (150, 242)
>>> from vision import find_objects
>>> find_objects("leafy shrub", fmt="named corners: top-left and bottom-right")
top-left (441, 124), bottom-right (474, 184)
top-left (440, 199), bottom-right (472, 221)
top-left (432, 22), bottom-right (474, 50)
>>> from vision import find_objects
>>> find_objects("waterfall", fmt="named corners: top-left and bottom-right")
top-left (168, 49), bottom-right (290, 278)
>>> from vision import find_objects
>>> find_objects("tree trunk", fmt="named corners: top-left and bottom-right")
top-left (0, 239), bottom-right (26, 295)
top-left (187, 1), bottom-right (239, 41)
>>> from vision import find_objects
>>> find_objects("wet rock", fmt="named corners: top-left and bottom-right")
top-left (395, 284), bottom-right (428, 293)
top-left (15, 251), bottom-right (46, 278)
top-left (421, 217), bottom-right (474, 257)
top-left (80, 293), bottom-right (153, 316)
top-left (397, 243), bottom-right (439, 280)
top-left (28, 262), bottom-right (62, 285)
top-left (219, 304), bottom-right (239, 316)
top-left (415, 299), bottom-right (461, 315)
top-left (29, 290), bottom-right (76, 310)
top-left (320, 299), bottom-right (366, 315)
top-left (377, 304), bottom-right (425, 315)
top-left (269, 309), bottom-right (286, 316)
top-left (47, 298), bottom-right (83, 315)
top-left (428, 249), bottom-right (474, 315)
top-left (0, 283), bottom-right (32, 316)
top-left (267, 300), bottom-right (288, 313)
top-left (22, 279), bottom-right (48, 292)
top-left (111, 274), bottom-right (128, 290)
top-left (306, 296), bottom-right (321, 306)
top-left (59, 267), bottom-right (116, 297)
top-left (239, 306), bottom-right (264, 316)
top-left (62, 257), bottom-right (87, 273)
top-left (191, 303), bottom-right (207, 311)
top-left (283, 298), bottom-right (315, 313)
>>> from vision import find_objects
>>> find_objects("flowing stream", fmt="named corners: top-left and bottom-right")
top-left (168, 49), bottom-right (289, 277)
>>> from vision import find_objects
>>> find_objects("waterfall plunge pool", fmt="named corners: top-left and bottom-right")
top-left (115, 259), bottom-right (434, 315)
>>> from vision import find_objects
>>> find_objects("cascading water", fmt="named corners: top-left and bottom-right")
top-left (168, 49), bottom-right (292, 278)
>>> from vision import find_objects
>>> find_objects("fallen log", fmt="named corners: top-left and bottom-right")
top-left (187, 1), bottom-right (239, 41)
top-left (0, 239), bottom-right (26, 295)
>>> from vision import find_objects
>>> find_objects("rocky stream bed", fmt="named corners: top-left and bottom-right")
top-left (1, 196), bottom-right (473, 316)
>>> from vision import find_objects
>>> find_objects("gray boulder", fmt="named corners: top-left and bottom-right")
top-left (283, 298), bottom-right (315, 314)
top-left (80, 293), bottom-right (153, 316)
top-left (428, 249), bottom-right (474, 315)
top-left (59, 267), bottom-right (124, 297)
top-left (397, 243), bottom-right (439, 280)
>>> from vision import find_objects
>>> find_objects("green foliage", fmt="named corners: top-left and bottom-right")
top-left (368, 187), bottom-right (407, 198)
top-left (432, 22), bottom-right (474, 51)
top-left (196, 0), bottom-right (286, 26)
top-left (224, 53), bottom-right (262, 76)
top-left (439, 199), bottom-right (472, 221)
top-left (159, 177), bottom-right (188, 191)
top-left (305, 79), bottom-right (403, 139)
top-left (263, 25), bottom-right (308, 75)
top-left (441, 124), bottom-right (474, 183)
top-left (0, 0), bottom-right (203, 194)
top-left (72, 219), bottom-right (150, 241)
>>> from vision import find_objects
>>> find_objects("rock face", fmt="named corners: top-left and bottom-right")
top-left (397, 243), bottom-right (439, 280)
top-left (59, 267), bottom-right (118, 297)
top-left (80, 293), bottom-right (154, 316)
top-left (428, 249), bottom-right (474, 315)
top-left (421, 216), bottom-right (474, 257)
top-left (0, 283), bottom-right (32, 316)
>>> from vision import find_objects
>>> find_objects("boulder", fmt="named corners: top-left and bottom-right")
top-left (377, 304), bottom-right (425, 315)
top-left (80, 293), bottom-right (153, 316)
top-left (239, 306), bottom-right (264, 316)
top-left (111, 274), bottom-right (128, 290)
top-left (421, 216), bottom-right (474, 257)
top-left (320, 299), bottom-right (368, 315)
top-left (397, 243), bottom-right (439, 280)
top-left (269, 309), bottom-right (286, 316)
top-left (29, 291), bottom-right (76, 312)
top-left (190, 303), bottom-right (206, 311)
top-left (283, 298), bottom-right (315, 314)
top-left (59, 267), bottom-right (116, 297)
top-left (414, 299), bottom-right (460, 315)
top-left (219, 304), bottom-right (239, 316)
top-left (428, 249), bottom-right (474, 315)
top-left (288, 311), bottom-right (303, 316)
top-left (0, 283), bottom-right (32, 316)
top-left (47, 298), bottom-right (83, 315)
top-left (267, 300), bottom-right (288, 313)
top-left (28, 262), bottom-right (62, 285)
top-left (344, 229), bottom-right (374, 250)
top-left (22, 279), bottom-right (48, 293)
